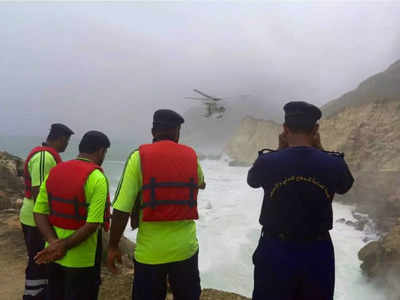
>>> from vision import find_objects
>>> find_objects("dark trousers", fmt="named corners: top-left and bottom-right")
top-left (252, 233), bottom-right (335, 300)
top-left (22, 224), bottom-right (48, 300)
top-left (46, 231), bottom-right (102, 300)
top-left (133, 251), bottom-right (201, 300)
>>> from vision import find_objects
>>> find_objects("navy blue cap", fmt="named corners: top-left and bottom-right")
top-left (284, 101), bottom-right (322, 125)
top-left (152, 109), bottom-right (184, 129)
top-left (50, 123), bottom-right (74, 136)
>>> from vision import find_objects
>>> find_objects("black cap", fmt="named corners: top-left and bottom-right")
top-left (152, 109), bottom-right (184, 130)
top-left (79, 130), bottom-right (110, 154)
top-left (48, 123), bottom-right (74, 141)
top-left (284, 101), bottom-right (322, 126)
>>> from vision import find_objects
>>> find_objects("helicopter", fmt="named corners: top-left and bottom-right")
top-left (185, 89), bottom-right (227, 119)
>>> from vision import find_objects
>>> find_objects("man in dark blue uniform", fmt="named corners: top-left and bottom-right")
top-left (248, 101), bottom-right (354, 300)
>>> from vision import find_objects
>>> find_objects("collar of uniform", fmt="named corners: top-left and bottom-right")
top-left (152, 138), bottom-right (177, 143)
top-left (75, 157), bottom-right (93, 163)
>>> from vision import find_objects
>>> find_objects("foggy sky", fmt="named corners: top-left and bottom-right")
top-left (1, 2), bottom-right (400, 142)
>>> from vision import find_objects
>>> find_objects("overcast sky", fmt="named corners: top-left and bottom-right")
top-left (1, 1), bottom-right (400, 141)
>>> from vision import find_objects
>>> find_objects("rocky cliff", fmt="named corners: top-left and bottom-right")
top-left (322, 59), bottom-right (400, 117)
top-left (225, 116), bottom-right (281, 165)
top-left (0, 151), bottom-right (24, 210)
top-left (320, 99), bottom-right (400, 231)
top-left (358, 220), bottom-right (400, 300)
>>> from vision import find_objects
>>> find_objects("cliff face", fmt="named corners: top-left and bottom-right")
top-left (319, 100), bottom-right (400, 230)
top-left (322, 59), bottom-right (400, 117)
top-left (228, 99), bottom-right (400, 172)
top-left (225, 117), bottom-right (281, 164)
top-left (0, 151), bottom-right (24, 210)
top-left (320, 99), bottom-right (400, 172)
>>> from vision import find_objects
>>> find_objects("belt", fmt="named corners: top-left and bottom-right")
top-left (262, 229), bottom-right (330, 242)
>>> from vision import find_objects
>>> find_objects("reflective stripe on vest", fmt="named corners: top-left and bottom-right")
top-left (48, 194), bottom-right (89, 221)
top-left (141, 177), bottom-right (197, 209)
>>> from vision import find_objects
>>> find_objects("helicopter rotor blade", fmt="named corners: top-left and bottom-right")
top-left (193, 89), bottom-right (220, 101)
top-left (185, 97), bottom-right (209, 101)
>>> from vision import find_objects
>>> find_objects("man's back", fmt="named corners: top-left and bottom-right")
top-left (113, 148), bottom-right (204, 264)
top-left (248, 146), bottom-right (354, 235)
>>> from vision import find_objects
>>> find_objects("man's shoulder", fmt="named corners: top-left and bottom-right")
top-left (121, 149), bottom-right (141, 175)
top-left (28, 150), bottom-right (57, 166)
top-left (86, 169), bottom-right (108, 192)
top-left (257, 149), bottom-right (283, 162)
top-left (177, 143), bottom-right (197, 154)
top-left (127, 149), bottom-right (140, 163)
top-left (90, 168), bottom-right (107, 179)
top-left (313, 149), bottom-right (346, 164)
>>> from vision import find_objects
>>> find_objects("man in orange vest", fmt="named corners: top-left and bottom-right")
top-left (107, 109), bottom-right (206, 300)
top-left (33, 131), bottom-right (111, 300)
top-left (20, 123), bottom-right (74, 300)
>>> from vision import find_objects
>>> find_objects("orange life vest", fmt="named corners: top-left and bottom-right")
top-left (24, 145), bottom-right (62, 199)
top-left (139, 140), bottom-right (199, 222)
top-left (46, 159), bottom-right (111, 231)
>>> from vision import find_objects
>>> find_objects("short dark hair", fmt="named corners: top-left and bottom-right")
top-left (79, 131), bottom-right (110, 154)
top-left (47, 123), bottom-right (74, 141)
top-left (285, 121), bottom-right (316, 134)
top-left (152, 126), bottom-right (180, 141)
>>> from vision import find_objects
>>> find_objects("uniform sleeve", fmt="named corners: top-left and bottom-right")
top-left (33, 176), bottom-right (50, 214)
top-left (86, 170), bottom-right (108, 223)
top-left (197, 161), bottom-right (205, 186)
top-left (29, 151), bottom-right (57, 187)
top-left (112, 151), bottom-right (142, 213)
top-left (247, 156), bottom-right (266, 188)
top-left (335, 159), bottom-right (354, 195)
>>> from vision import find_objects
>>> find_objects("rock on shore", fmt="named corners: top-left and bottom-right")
top-left (358, 221), bottom-right (400, 300)
top-left (0, 151), bottom-right (24, 210)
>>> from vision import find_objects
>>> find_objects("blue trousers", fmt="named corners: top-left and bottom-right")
top-left (46, 231), bottom-right (102, 300)
top-left (132, 251), bottom-right (201, 300)
top-left (252, 233), bottom-right (335, 300)
top-left (22, 224), bottom-right (47, 300)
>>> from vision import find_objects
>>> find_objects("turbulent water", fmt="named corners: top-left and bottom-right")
top-left (104, 158), bottom-right (387, 299)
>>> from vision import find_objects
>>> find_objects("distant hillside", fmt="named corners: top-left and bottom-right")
top-left (322, 59), bottom-right (400, 117)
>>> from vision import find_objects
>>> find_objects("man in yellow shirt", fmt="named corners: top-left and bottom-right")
top-left (33, 131), bottom-right (111, 300)
top-left (107, 109), bottom-right (206, 300)
top-left (20, 123), bottom-right (73, 300)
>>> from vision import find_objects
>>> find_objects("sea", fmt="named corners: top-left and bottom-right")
top-left (0, 136), bottom-right (386, 299)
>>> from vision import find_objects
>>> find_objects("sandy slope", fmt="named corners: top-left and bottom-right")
top-left (0, 210), bottom-right (25, 300)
